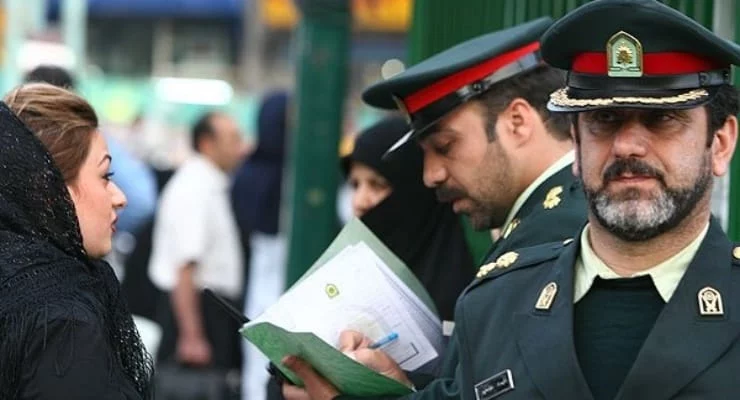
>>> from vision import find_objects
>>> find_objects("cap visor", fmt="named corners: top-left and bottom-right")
top-left (381, 129), bottom-right (415, 160)
top-left (547, 87), bottom-right (718, 113)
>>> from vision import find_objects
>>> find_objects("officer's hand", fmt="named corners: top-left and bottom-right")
top-left (282, 356), bottom-right (339, 400)
top-left (338, 330), bottom-right (373, 352)
top-left (338, 330), bottom-right (412, 387)
top-left (351, 348), bottom-right (413, 387)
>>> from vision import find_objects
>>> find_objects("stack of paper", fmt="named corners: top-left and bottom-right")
top-left (240, 219), bottom-right (444, 397)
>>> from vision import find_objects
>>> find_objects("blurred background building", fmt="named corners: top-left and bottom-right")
top-left (1, 0), bottom-right (410, 171)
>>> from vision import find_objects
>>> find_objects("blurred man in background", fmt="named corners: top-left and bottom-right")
top-left (149, 111), bottom-right (248, 399)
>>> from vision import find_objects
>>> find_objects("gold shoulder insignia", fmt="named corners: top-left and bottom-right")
top-left (495, 251), bottom-right (519, 268)
top-left (733, 246), bottom-right (740, 260)
top-left (475, 252), bottom-right (519, 279)
top-left (471, 242), bottom-right (565, 283)
top-left (476, 262), bottom-right (497, 279)
top-left (543, 186), bottom-right (563, 209)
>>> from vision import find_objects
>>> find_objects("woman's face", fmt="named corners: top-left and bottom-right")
top-left (67, 131), bottom-right (127, 258)
top-left (348, 162), bottom-right (393, 217)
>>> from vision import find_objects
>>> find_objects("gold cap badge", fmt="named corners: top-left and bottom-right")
top-left (535, 282), bottom-right (558, 311)
top-left (607, 31), bottom-right (643, 78)
top-left (698, 286), bottom-right (723, 316)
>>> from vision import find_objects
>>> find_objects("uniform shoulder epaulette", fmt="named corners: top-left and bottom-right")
top-left (733, 244), bottom-right (740, 265)
top-left (475, 238), bottom-right (574, 280)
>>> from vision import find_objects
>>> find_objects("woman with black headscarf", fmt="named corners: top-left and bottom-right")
top-left (342, 115), bottom-right (476, 322)
top-left (233, 90), bottom-right (292, 400)
top-left (267, 115), bottom-right (476, 400)
top-left (0, 84), bottom-right (153, 398)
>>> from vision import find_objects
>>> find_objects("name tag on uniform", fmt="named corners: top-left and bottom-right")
top-left (475, 369), bottom-right (515, 400)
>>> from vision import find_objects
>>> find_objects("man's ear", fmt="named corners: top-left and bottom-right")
top-left (711, 115), bottom-right (738, 177)
top-left (503, 98), bottom-right (535, 148)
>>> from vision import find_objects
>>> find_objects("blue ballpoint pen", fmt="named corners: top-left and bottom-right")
top-left (369, 332), bottom-right (399, 349)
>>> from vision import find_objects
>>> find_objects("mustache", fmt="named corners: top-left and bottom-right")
top-left (436, 186), bottom-right (467, 203)
top-left (603, 159), bottom-right (665, 184)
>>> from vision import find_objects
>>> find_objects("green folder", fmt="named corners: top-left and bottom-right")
top-left (240, 323), bottom-right (413, 396)
top-left (239, 218), bottom-right (439, 396)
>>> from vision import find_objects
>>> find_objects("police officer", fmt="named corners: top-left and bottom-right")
top-left (282, 17), bottom-right (587, 400)
top-left (455, 1), bottom-right (740, 399)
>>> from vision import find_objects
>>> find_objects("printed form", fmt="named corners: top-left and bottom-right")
top-left (255, 243), bottom-right (441, 371)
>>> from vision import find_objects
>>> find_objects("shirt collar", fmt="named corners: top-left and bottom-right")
top-left (192, 154), bottom-right (230, 189)
top-left (501, 150), bottom-right (575, 230)
top-left (574, 222), bottom-right (710, 303)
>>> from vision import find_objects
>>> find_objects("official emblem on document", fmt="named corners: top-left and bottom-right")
top-left (325, 283), bottom-right (340, 299)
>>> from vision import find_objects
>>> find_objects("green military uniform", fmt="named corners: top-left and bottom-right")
top-left (395, 160), bottom-right (586, 400)
top-left (336, 17), bottom-right (588, 400)
top-left (479, 153), bottom-right (582, 266)
top-left (457, 220), bottom-right (740, 400)
top-left (455, 0), bottom-right (740, 399)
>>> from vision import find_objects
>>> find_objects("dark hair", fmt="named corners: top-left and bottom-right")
top-left (476, 65), bottom-right (570, 141)
top-left (705, 84), bottom-right (740, 146)
top-left (4, 83), bottom-right (98, 182)
top-left (24, 65), bottom-right (76, 90)
top-left (191, 112), bottom-right (219, 152)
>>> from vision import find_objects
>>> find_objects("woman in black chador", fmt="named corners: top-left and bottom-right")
top-left (0, 83), bottom-right (153, 398)
top-left (342, 116), bottom-right (476, 322)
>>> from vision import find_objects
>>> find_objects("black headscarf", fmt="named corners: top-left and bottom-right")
top-left (343, 116), bottom-right (475, 321)
top-left (232, 90), bottom-right (290, 236)
top-left (0, 102), bottom-right (153, 397)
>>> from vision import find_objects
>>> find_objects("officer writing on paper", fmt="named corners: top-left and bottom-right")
top-left (282, 17), bottom-right (588, 400)
top-left (450, 1), bottom-right (740, 399)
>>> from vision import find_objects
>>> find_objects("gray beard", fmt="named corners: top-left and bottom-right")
top-left (585, 168), bottom-right (711, 242)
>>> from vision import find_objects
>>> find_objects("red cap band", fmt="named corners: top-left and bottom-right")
top-left (403, 41), bottom-right (541, 114)
top-left (572, 52), bottom-right (725, 75)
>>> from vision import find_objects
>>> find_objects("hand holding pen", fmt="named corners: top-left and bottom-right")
top-left (368, 332), bottom-right (399, 349)
top-left (337, 330), bottom-right (413, 388)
